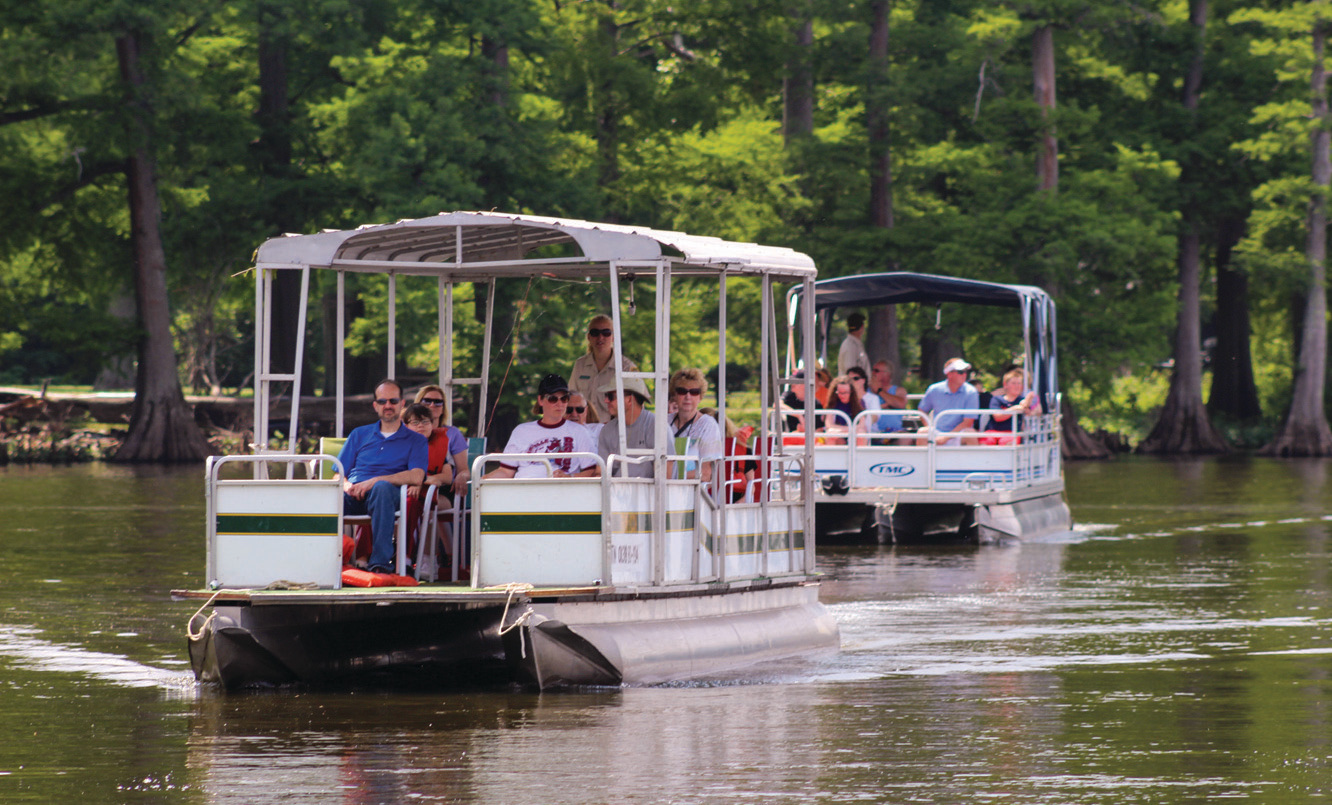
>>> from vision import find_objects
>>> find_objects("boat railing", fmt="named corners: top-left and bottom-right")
top-left (470, 449), bottom-right (812, 590)
top-left (770, 407), bottom-right (1062, 495)
top-left (204, 454), bottom-right (346, 590)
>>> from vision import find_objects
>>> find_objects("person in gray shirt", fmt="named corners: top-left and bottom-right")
top-left (597, 376), bottom-right (656, 478)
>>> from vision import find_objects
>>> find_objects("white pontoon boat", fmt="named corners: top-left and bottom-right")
top-left (784, 272), bottom-right (1072, 543)
top-left (175, 212), bottom-right (839, 690)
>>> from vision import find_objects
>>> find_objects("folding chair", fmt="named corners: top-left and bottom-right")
top-left (322, 436), bottom-right (412, 576)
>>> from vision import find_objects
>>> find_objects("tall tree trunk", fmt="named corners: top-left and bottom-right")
top-left (257, 8), bottom-right (311, 397)
top-left (1033, 25), bottom-right (1057, 192)
top-left (782, 6), bottom-right (814, 145)
top-left (1138, 223), bottom-right (1228, 453)
top-left (597, 3), bottom-right (621, 221)
top-left (1139, 0), bottom-right (1227, 454)
top-left (1264, 19), bottom-right (1332, 456)
top-left (865, 0), bottom-right (899, 373)
top-left (112, 31), bottom-right (211, 463)
top-left (1207, 216), bottom-right (1262, 421)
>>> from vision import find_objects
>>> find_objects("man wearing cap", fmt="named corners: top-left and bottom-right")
top-left (916, 358), bottom-right (980, 445)
top-left (597, 376), bottom-right (656, 478)
top-left (486, 374), bottom-right (598, 478)
top-left (837, 312), bottom-right (871, 378)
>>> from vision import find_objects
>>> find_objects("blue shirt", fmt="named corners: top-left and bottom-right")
top-left (338, 422), bottom-right (428, 483)
top-left (919, 380), bottom-right (979, 433)
top-left (872, 385), bottom-right (907, 433)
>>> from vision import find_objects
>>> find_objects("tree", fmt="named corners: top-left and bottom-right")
top-left (1138, 0), bottom-right (1228, 454)
top-left (1263, 9), bottom-right (1332, 456)
top-left (113, 29), bottom-right (211, 462)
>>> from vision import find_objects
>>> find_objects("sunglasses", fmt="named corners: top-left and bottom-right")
top-left (567, 406), bottom-right (586, 414)
top-left (421, 398), bottom-right (445, 406)
top-left (374, 397), bottom-right (401, 405)
top-left (675, 387), bottom-right (703, 397)
top-left (603, 391), bottom-right (618, 399)
top-left (544, 393), bottom-right (569, 403)
top-left (588, 328), bottom-right (614, 338)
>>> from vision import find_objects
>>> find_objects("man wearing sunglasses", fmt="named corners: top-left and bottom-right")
top-left (486, 374), bottom-right (598, 479)
top-left (337, 378), bottom-right (428, 574)
top-left (571, 314), bottom-right (638, 424)
top-left (596, 376), bottom-right (656, 478)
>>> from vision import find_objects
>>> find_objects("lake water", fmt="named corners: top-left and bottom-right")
top-left (1, 456), bottom-right (1330, 803)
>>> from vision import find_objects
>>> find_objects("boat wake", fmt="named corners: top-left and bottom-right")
top-left (0, 624), bottom-right (196, 695)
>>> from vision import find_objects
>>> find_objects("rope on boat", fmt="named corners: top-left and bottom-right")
top-left (496, 582), bottom-right (535, 635)
top-left (186, 590), bottom-right (224, 642)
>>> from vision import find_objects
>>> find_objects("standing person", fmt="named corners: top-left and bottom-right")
top-left (668, 368), bottom-right (723, 482)
top-left (597, 377), bottom-right (656, 477)
top-left (837, 312), bottom-right (871, 378)
top-left (571, 314), bottom-right (638, 424)
top-left (486, 374), bottom-right (599, 479)
top-left (338, 379), bottom-right (428, 574)
top-left (412, 385), bottom-right (470, 496)
top-left (916, 358), bottom-right (980, 445)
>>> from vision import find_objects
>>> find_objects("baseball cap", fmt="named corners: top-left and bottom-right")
top-left (942, 358), bottom-right (972, 375)
top-left (538, 374), bottom-right (569, 396)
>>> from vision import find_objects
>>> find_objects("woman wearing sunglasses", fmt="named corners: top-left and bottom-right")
top-left (667, 367), bottom-right (723, 483)
top-left (486, 374), bottom-right (598, 479)
top-left (570, 314), bottom-right (638, 425)
top-left (411, 384), bottom-right (470, 496)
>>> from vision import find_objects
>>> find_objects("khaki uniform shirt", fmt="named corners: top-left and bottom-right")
top-left (571, 351), bottom-right (639, 423)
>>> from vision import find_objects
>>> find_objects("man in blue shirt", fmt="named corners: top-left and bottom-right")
top-left (338, 379), bottom-right (428, 573)
top-left (916, 358), bottom-right (980, 445)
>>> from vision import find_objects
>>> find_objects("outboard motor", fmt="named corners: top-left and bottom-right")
top-left (821, 474), bottom-right (849, 496)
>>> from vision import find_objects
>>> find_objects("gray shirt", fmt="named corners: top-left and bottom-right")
top-left (598, 410), bottom-right (657, 477)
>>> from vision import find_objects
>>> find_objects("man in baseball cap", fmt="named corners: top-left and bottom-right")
top-left (916, 357), bottom-right (979, 445)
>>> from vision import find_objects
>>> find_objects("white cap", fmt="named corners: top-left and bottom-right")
top-left (942, 358), bottom-right (971, 375)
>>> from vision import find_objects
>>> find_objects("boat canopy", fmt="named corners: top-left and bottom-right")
top-left (787, 271), bottom-right (1059, 406)
top-left (256, 211), bottom-right (817, 279)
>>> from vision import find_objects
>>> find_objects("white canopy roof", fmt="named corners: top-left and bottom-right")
top-left (254, 211), bottom-right (817, 278)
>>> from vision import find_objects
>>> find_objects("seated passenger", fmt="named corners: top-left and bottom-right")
top-left (338, 379), bottom-right (427, 575)
top-left (848, 366), bottom-right (880, 410)
top-left (565, 391), bottom-right (603, 442)
top-left (822, 374), bottom-right (865, 445)
top-left (597, 377), bottom-right (655, 478)
top-left (982, 368), bottom-right (1040, 445)
top-left (668, 368), bottom-right (723, 482)
top-left (412, 384), bottom-right (470, 495)
top-left (814, 367), bottom-right (832, 408)
top-left (485, 374), bottom-right (598, 479)
top-left (868, 360), bottom-right (910, 438)
top-left (916, 358), bottom-right (980, 446)
top-left (779, 369), bottom-right (810, 434)
top-left (702, 407), bottom-right (757, 502)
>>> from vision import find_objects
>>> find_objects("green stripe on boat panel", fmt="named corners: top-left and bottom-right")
top-left (216, 514), bottom-right (339, 535)
top-left (606, 510), bottom-right (695, 533)
top-left (480, 512), bottom-right (602, 534)
top-left (714, 529), bottom-right (807, 556)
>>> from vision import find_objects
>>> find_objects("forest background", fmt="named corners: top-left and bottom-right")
top-left (2, 0), bottom-right (1331, 460)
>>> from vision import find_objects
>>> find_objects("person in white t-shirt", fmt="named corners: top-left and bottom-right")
top-left (667, 367), bottom-right (723, 482)
top-left (486, 374), bottom-right (598, 479)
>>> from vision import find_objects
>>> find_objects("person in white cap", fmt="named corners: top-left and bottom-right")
top-left (916, 357), bottom-right (979, 445)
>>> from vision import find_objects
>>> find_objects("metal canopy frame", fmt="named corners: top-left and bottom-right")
top-left (786, 271), bottom-right (1059, 408)
top-left (250, 210), bottom-right (817, 457)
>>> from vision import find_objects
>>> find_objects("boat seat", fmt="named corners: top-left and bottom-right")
top-left (416, 436), bottom-right (484, 583)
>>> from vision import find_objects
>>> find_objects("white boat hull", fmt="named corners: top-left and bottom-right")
top-left (504, 583), bottom-right (838, 688)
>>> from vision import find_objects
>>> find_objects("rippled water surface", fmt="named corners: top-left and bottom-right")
top-left (1, 457), bottom-right (1330, 803)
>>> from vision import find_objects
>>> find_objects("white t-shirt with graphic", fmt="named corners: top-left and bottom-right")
top-left (500, 419), bottom-right (597, 478)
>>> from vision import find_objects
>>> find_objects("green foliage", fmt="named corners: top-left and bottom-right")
top-left (0, 0), bottom-right (1322, 445)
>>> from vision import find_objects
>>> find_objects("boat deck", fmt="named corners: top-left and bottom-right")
top-left (172, 576), bottom-right (812, 606)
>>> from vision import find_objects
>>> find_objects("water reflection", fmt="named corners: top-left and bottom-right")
top-left (2, 458), bottom-right (1332, 802)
